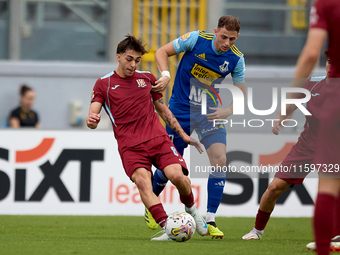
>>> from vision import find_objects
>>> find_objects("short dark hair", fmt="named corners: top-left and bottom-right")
top-left (20, 84), bottom-right (32, 97)
top-left (217, 15), bottom-right (241, 33)
top-left (116, 34), bottom-right (148, 55)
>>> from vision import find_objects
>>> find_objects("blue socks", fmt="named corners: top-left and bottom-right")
top-left (152, 169), bottom-right (168, 196)
top-left (207, 177), bottom-right (225, 213)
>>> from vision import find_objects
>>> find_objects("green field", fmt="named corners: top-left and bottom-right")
top-left (0, 216), bottom-right (318, 255)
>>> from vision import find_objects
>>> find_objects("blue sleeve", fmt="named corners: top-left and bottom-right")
top-left (231, 55), bottom-right (245, 84)
top-left (173, 31), bottom-right (199, 54)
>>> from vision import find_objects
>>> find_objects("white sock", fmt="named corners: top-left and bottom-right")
top-left (254, 228), bottom-right (264, 235)
top-left (206, 212), bottom-right (215, 223)
top-left (185, 204), bottom-right (196, 212)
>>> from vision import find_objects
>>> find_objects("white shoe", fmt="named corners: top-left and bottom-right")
top-left (331, 235), bottom-right (340, 251)
top-left (186, 206), bottom-right (208, 236)
top-left (306, 235), bottom-right (340, 252)
top-left (151, 230), bottom-right (172, 241)
top-left (306, 241), bottom-right (316, 251)
top-left (242, 228), bottom-right (262, 240)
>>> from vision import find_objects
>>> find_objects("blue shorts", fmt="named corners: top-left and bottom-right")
top-left (166, 103), bottom-right (226, 155)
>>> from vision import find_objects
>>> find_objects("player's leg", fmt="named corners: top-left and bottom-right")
top-left (146, 128), bottom-right (188, 230)
top-left (163, 163), bottom-right (208, 236)
top-left (243, 143), bottom-right (313, 240)
top-left (147, 112), bottom-right (189, 230)
top-left (331, 190), bottom-right (340, 251)
top-left (200, 132), bottom-right (227, 238)
top-left (242, 178), bottom-right (292, 240)
top-left (195, 107), bottom-right (227, 234)
top-left (307, 183), bottom-right (340, 251)
top-left (131, 168), bottom-right (168, 227)
top-left (313, 175), bottom-right (340, 254)
top-left (122, 146), bottom-right (168, 234)
top-left (131, 167), bottom-right (172, 241)
top-left (205, 142), bottom-right (227, 218)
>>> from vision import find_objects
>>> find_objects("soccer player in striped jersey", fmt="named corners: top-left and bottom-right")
top-left (145, 15), bottom-right (246, 238)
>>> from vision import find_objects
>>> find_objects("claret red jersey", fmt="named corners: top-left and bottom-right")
top-left (297, 77), bottom-right (327, 152)
top-left (309, 0), bottom-right (340, 166)
top-left (310, 0), bottom-right (340, 78)
top-left (91, 70), bottom-right (168, 152)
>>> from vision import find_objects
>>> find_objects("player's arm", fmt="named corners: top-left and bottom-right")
top-left (272, 105), bottom-right (298, 135)
top-left (154, 42), bottom-right (178, 91)
top-left (287, 28), bottom-right (327, 100)
top-left (153, 42), bottom-right (176, 93)
top-left (153, 31), bottom-right (199, 93)
top-left (292, 28), bottom-right (327, 82)
top-left (86, 102), bottom-right (102, 129)
top-left (153, 98), bottom-right (203, 153)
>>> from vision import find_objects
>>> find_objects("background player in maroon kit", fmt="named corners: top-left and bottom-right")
top-left (279, 0), bottom-right (340, 254)
top-left (86, 35), bottom-right (208, 241)
top-left (242, 53), bottom-right (340, 250)
top-left (242, 53), bottom-right (340, 247)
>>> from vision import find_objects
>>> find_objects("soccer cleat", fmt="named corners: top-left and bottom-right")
top-left (242, 228), bottom-right (262, 240)
top-left (306, 241), bottom-right (316, 251)
top-left (207, 222), bottom-right (224, 239)
top-left (151, 230), bottom-right (172, 241)
top-left (185, 207), bottom-right (208, 236)
top-left (144, 208), bottom-right (158, 230)
top-left (331, 235), bottom-right (340, 252)
top-left (306, 235), bottom-right (340, 252)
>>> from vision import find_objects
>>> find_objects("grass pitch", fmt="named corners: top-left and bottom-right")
top-left (0, 216), bottom-right (317, 255)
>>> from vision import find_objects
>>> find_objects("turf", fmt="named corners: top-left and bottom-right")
top-left (0, 216), bottom-right (317, 255)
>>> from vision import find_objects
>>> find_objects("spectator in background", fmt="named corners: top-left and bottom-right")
top-left (8, 84), bottom-right (40, 128)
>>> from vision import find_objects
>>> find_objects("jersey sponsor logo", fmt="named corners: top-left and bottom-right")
top-left (190, 63), bottom-right (222, 86)
top-left (137, 79), bottom-right (147, 88)
top-left (311, 93), bottom-right (320, 97)
top-left (195, 53), bottom-right (207, 61)
top-left (112, 85), bottom-right (120, 90)
top-left (180, 32), bottom-right (190, 41)
top-left (219, 61), bottom-right (229, 73)
top-left (189, 83), bottom-right (222, 107)
top-left (189, 86), bottom-right (204, 104)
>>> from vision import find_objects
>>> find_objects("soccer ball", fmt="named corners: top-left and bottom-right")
top-left (165, 211), bottom-right (196, 242)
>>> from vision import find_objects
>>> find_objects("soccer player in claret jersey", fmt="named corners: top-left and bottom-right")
top-left (86, 35), bottom-right (208, 241)
top-left (242, 52), bottom-right (340, 250)
top-left (144, 15), bottom-right (246, 239)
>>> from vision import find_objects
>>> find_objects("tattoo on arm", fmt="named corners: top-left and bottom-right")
top-left (175, 129), bottom-right (180, 136)
top-left (165, 114), bottom-right (171, 126)
top-left (158, 98), bottom-right (164, 104)
top-left (164, 111), bottom-right (181, 136)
